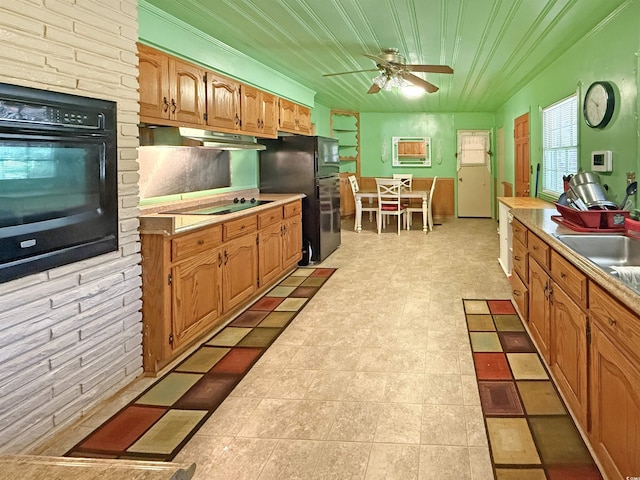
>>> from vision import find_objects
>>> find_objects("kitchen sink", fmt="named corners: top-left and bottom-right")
top-left (553, 233), bottom-right (640, 292)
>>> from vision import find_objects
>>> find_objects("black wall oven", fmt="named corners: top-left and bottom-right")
top-left (0, 83), bottom-right (118, 283)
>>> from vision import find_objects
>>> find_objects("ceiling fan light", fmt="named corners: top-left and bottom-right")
top-left (402, 85), bottom-right (426, 97)
top-left (373, 73), bottom-right (387, 88)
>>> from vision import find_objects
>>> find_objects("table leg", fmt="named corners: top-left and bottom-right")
top-left (355, 196), bottom-right (363, 233)
top-left (422, 195), bottom-right (428, 233)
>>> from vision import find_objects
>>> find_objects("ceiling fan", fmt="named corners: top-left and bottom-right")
top-left (323, 47), bottom-right (453, 94)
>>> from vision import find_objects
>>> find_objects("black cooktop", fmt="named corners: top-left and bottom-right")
top-left (166, 198), bottom-right (272, 216)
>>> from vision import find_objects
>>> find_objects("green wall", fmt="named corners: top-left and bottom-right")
top-left (312, 103), bottom-right (332, 137)
top-left (495, 0), bottom-right (639, 208)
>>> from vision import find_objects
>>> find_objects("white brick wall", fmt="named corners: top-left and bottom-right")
top-left (0, 0), bottom-right (141, 452)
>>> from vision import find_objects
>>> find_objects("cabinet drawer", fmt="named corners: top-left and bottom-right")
top-left (223, 215), bottom-right (257, 241)
top-left (284, 200), bottom-right (302, 218)
top-left (258, 207), bottom-right (283, 229)
top-left (590, 282), bottom-right (640, 363)
top-left (512, 238), bottom-right (528, 283)
top-left (171, 225), bottom-right (222, 262)
top-left (550, 250), bottom-right (587, 308)
top-left (510, 269), bottom-right (528, 320)
top-left (512, 219), bottom-right (528, 247)
top-left (528, 233), bottom-right (550, 270)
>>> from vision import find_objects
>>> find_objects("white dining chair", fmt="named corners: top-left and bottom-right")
top-left (375, 178), bottom-right (405, 235)
top-left (348, 175), bottom-right (376, 230)
top-left (406, 176), bottom-right (437, 231)
top-left (392, 173), bottom-right (413, 192)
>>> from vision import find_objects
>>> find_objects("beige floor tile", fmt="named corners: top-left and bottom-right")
top-left (202, 437), bottom-right (277, 480)
top-left (365, 443), bottom-right (420, 480)
top-left (327, 402), bottom-right (381, 442)
top-left (258, 439), bottom-right (323, 479)
top-left (464, 406), bottom-right (489, 447)
top-left (421, 404), bottom-right (468, 446)
top-left (375, 403), bottom-right (423, 443)
top-left (265, 368), bottom-right (318, 399)
top-left (418, 445), bottom-right (471, 480)
top-left (197, 397), bottom-right (261, 436)
top-left (468, 446), bottom-right (494, 480)
top-left (283, 400), bottom-right (339, 440)
top-left (319, 347), bottom-right (362, 370)
top-left (314, 441), bottom-right (372, 480)
top-left (461, 375), bottom-right (481, 406)
top-left (344, 372), bottom-right (388, 402)
top-left (236, 398), bottom-right (299, 438)
top-left (304, 370), bottom-right (354, 401)
top-left (425, 350), bottom-right (460, 374)
top-left (384, 373), bottom-right (425, 403)
top-left (423, 374), bottom-right (464, 405)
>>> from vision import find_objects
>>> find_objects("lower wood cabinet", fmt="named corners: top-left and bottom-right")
top-left (549, 283), bottom-right (588, 427)
top-left (511, 220), bottom-right (640, 480)
top-left (222, 233), bottom-right (258, 312)
top-left (141, 200), bottom-right (302, 374)
top-left (528, 257), bottom-right (551, 361)
top-left (171, 248), bottom-right (222, 350)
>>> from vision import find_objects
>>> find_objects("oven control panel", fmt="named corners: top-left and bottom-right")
top-left (0, 99), bottom-right (103, 128)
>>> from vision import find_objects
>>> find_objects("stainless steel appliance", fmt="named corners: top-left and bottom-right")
top-left (0, 83), bottom-right (118, 283)
top-left (259, 135), bottom-right (341, 264)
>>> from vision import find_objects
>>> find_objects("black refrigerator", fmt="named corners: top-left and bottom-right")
top-left (259, 135), bottom-right (341, 264)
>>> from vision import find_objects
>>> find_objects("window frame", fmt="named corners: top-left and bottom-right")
top-left (541, 93), bottom-right (579, 196)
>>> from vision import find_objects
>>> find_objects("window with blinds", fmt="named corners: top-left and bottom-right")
top-left (542, 94), bottom-right (578, 195)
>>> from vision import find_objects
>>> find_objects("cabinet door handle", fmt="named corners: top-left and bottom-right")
top-left (198, 239), bottom-right (204, 245)
top-left (224, 251), bottom-right (228, 265)
top-left (514, 255), bottom-right (521, 261)
top-left (513, 290), bottom-right (520, 297)
top-left (607, 317), bottom-right (617, 327)
top-left (234, 113), bottom-right (240, 126)
top-left (170, 99), bottom-right (177, 113)
top-left (162, 96), bottom-right (169, 112)
top-left (560, 272), bottom-right (566, 279)
top-left (532, 245), bottom-right (538, 251)
top-left (218, 252), bottom-right (222, 267)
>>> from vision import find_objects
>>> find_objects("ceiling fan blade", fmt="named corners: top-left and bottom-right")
top-left (400, 72), bottom-right (439, 93)
top-left (367, 83), bottom-right (381, 94)
top-left (323, 69), bottom-right (379, 77)
top-left (407, 65), bottom-right (454, 74)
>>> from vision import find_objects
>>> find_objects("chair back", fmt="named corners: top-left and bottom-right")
top-left (348, 175), bottom-right (359, 197)
top-left (376, 178), bottom-right (403, 211)
top-left (429, 176), bottom-right (438, 203)
top-left (392, 173), bottom-right (413, 192)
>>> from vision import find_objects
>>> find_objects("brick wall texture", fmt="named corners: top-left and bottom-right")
top-left (0, 0), bottom-right (141, 452)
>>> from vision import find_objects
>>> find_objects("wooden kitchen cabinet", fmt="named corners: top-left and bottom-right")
top-left (206, 70), bottom-right (241, 133)
top-left (528, 257), bottom-right (551, 361)
top-left (171, 248), bottom-right (222, 350)
top-left (241, 84), bottom-right (278, 138)
top-left (258, 202), bottom-right (303, 287)
top-left (141, 199), bottom-right (302, 374)
top-left (222, 233), bottom-right (258, 312)
top-left (550, 283), bottom-right (588, 427)
top-left (138, 44), bottom-right (205, 126)
top-left (282, 211), bottom-right (302, 268)
top-left (279, 98), bottom-right (311, 134)
top-left (589, 295), bottom-right (640, 480)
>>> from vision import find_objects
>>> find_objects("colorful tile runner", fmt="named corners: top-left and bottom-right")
top-left (463, 299), bottom-right (603, 480)
top-left (65, 267), bottom-right (336, 461)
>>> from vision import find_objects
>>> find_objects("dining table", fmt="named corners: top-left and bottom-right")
top-left (354, 189), bottom-right (431, 233)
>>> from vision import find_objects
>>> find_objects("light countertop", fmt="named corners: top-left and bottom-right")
top-left (139, 193), bottom-right (305, 236)
top-left (498, 196), bottom-right (554, 209)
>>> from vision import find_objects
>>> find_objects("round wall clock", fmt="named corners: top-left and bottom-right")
top-left (583, 81), bottom-right (615, 128)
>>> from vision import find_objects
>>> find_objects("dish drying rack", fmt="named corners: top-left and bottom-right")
top-left (552, 203), bottom-right (630, 232)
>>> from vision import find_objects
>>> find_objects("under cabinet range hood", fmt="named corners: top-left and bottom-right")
top-left (139, 125), bottom-right (266, 150)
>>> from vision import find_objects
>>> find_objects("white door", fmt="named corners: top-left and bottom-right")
top-left (457, 130), bottom-right (492, 217)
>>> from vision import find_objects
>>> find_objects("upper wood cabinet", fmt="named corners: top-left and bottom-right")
top-left (240, 85), bottom-right (278, 138)
top-left (206, 70), bottom-right (241, 133)
top-left (138, 44), bottom-right (205, 126)
top-left (139, 44), bottom-right (310, 137)
top-left (279, 98), bottom-right (311, 134)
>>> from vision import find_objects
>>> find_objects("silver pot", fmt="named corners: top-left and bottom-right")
top-left (566, 181), bottom-right (616, 209)
top-left (569, 171), bottom-right (601, 187)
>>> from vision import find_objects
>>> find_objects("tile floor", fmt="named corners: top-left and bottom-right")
top-left (36, 217), bottom-right (520, 479)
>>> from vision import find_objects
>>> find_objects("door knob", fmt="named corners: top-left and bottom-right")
top-left (459, 178), bottom-right (463, 182)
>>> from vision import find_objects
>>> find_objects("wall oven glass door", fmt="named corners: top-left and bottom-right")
top-left (0, 83), bottom-right (118, 283)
